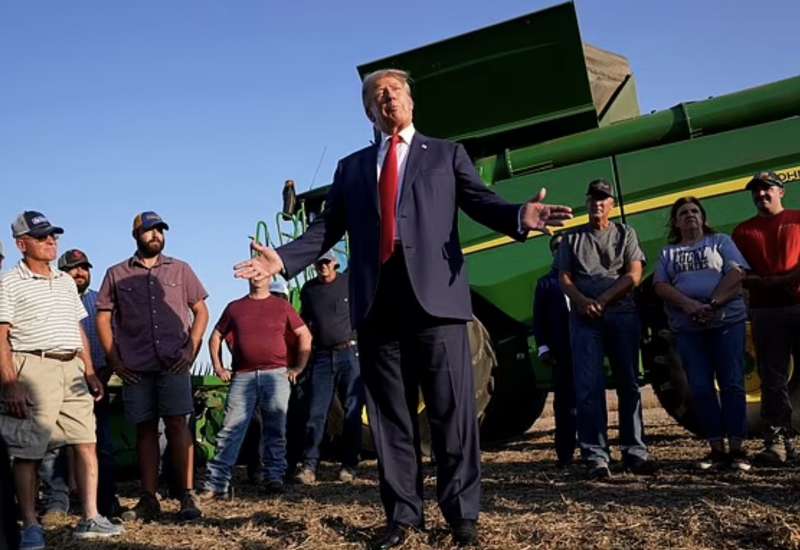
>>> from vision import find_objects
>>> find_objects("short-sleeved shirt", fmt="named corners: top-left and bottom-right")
top-left (80, 289), bottom-right (106, 369)
top-left (557, 222), bottom-right (646, 313)
top-left (0, 260), bottom-right (87, 352)
top-left (654, 234), bottom-right (750, 331)
top-left (732, 209), bottom-right (800, 307)
top-left (96, 254), bottom-right (208, 372)
top-left (300, 272), bottom-right (355, 348)
top-left (215, 295), bottom-right (305, 372)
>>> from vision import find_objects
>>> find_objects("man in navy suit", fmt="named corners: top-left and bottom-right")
top-left (235, 69), bottom-right (572, 548)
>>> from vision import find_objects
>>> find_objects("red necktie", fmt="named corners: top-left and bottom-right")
top-left (379, 134), bottom-right (400, 264)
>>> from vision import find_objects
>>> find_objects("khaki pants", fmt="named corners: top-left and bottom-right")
top-left (0, 353), bottom-right (96, 460)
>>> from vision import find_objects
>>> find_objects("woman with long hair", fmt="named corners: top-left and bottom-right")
top-left (654, 196), bottom-right (751, 471)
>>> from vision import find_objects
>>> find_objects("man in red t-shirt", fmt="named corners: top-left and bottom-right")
top-left (200, 276), bottom-right (311, 497)
top-left (733, 171), bottom-right (800, 464)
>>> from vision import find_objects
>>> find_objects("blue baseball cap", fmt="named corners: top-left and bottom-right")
top-left (132, 211), bottom-right (170, 234)
top-left (12, 211), bottom-right (64, 239)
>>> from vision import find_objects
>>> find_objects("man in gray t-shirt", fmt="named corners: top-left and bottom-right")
top-left (558, 179), bottom-right (651, 479)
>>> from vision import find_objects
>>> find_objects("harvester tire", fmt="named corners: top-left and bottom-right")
top-left (326, 317), bottom-right (496, 457)
top-left (639, 275), bottom-right (800, 437)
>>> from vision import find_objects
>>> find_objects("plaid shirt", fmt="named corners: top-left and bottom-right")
top-left (80, 288), bottom-right (106, 369)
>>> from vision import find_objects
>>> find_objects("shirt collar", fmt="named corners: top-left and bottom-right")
top-left (129, 253), bottom-right (174, 269)
top-left (380, 123), bottom-right (416, 148)
top-left (16, 259), bottom-right (62, 280)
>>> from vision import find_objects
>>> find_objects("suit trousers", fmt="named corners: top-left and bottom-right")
top-left (358, 250), bottom-right (480, 527)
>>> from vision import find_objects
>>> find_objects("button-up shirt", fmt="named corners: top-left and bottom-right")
top-left (0, 260), bottom-right (87, 352)
top-left (80, 288), bottom-right (106, 369)
top-left (96, 254), bottom-right (208, 372)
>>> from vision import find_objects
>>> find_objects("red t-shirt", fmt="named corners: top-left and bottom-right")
top-left (215, 295), bottom-right (305, 372)
top-left (733, 209), bottom-right (800, 307)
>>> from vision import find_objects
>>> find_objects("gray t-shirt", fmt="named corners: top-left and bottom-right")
top-left (654, 233), bottom-right (749, 332)
top-left (557, 223), bottom-right (646, 313)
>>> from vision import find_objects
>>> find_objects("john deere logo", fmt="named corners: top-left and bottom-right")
top-left (777, 168), bottom-right (800, 184)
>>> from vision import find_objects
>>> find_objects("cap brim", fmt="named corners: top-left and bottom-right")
top-left (746, 180), bottom-right (782, 191)
top-left (27, 226), bottom-right (64, 238)
top-left (140, 222), bottom-right (169, 232)
top-left (586, 191), bottom-right (614, 199)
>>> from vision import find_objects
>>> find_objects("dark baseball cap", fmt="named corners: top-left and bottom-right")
top-left (11, 211), bottom-right (64, 239)
top-left (132, 211), bottom-right (169, 234)
top-left (586, 178), bottom-right (615, 199)
top-left (58, 249), bottom-right (93, 271)
top-left (745, 171), bottom-right (784, 191)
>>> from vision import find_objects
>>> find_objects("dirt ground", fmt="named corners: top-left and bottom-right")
top-left (45, 390), bottom-right (800, 549)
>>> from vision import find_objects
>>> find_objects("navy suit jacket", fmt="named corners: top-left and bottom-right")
top-left (278, 132), bottom-right (525, 329)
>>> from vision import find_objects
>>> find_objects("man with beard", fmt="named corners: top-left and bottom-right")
top-left (40, 249), bottom-right (125, 524)
top-left (96, 212), bottom-right (209, 522)
top-left (733, 171), bottom-right (800, 464)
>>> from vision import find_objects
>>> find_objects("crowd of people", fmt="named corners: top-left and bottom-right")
top-left (533, 170), bottom-right (799, 478)
top-left (0, 65), bottom-right (797, 550)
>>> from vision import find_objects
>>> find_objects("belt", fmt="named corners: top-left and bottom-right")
top-left (20, 350), bottom-right (79, 361)
top-left (319, 340), bottom-right (357, 351)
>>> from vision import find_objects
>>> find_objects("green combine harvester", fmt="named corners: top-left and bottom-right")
top-left (106, 2), bottom-right (800, 465)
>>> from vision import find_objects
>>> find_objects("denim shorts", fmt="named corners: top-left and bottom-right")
top-left (122, 371), bottom-right (193, 424)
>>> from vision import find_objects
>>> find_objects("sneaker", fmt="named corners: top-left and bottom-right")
top-left (338, 466), bottom-right (357, 482)
top-left (625, 456), bottom-right (657, 475)
top-left (698, 449), bottom-right (728, 471)
top-left (587, 462), bottom-right (611, 480)
top-left (20, 524), bottom-right (46, 550)
top-left (198, 486), bottom-right (234, 502)
top-left (263, 479), bottom-right (285, 495)
top-left (120, 492), bottom-right (161, 522)
top-left (177, 491), bottom-right (202, 521)
top-left (40, 509), bottom-right (68, 528)
top-left (729, 449), bottom-right (752, 472)
top-left (73, 515), bottom-right (124, 539)
top-left (294, 467), bottom-right (316, 485)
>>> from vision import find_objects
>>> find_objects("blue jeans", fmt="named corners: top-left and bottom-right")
top-left (204, 368), bottom-right (291, 491)
top-left (302, 346), bottom-right (364, 470)
top-left (676, 321), bottom-right (746, 442)
top-left (570, 310), bottom-right (647, 465)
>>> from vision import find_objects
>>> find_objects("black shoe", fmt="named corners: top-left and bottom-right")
top-left (178, 491), bottom-right (203, 521)
top-left (587, 462), bottom-right (611, 480)
top-left (450, 519), bottom-right (478, 547)
top-left (368, 523), bottom-right (411, 550)
top-left (625, 456), bottom-right (657, 475)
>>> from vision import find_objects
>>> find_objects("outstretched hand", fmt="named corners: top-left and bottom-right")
top-left (234, 241), bottom-right (285, 281)
top-left (521, 188), bottom-right (573, 235)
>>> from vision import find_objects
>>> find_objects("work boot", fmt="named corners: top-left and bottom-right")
top-left (785, 435), bottom-right (799, 463)
top-left (120, 492), bottom-right (161, 522)
top-left (756, 428), bottom-right (787, 465)
top-left (177, 491), bottom-right (202, 521)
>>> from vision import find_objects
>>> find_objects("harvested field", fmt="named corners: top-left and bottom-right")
top-left (45, 390), bottom-right (800, 549)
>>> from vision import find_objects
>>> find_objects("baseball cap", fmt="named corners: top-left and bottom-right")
top-left (11, 211), bottom-right (64, 239)
top-left (315, 250), bottom-right (339, 266)
top-left (745, 171), bottom-right (784, 191)
top-left (269, 278), bottom-right (289, 297)
top-left (132, 211), bottom-right (170, 234)
top-left (585, 179), bottom-right (615, 199)
top-left (58, 249), bottom-right (93, 271)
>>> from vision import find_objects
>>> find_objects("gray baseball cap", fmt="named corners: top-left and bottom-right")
top-left (12, 211), bottom-right (64, 239)
top-left (269, 277), bottom-right (289, 296)
top-left (315, 250), bottom-right (339, 266)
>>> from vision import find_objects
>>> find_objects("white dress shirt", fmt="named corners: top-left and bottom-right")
top-left (376, 124), bottom-right (416, 236)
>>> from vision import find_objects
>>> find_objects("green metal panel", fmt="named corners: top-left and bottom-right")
top-left (598, 75), bottom-right (640, 126)
top-left (357, 2), bottom-right (598, 156)
top-left (615, 117), bottom-right (800, 202)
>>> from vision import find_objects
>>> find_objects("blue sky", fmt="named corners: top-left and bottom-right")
top-left (1, 0), bottom-right (798, 341)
